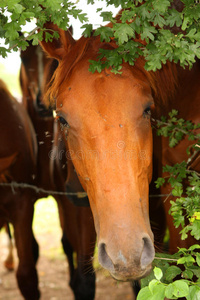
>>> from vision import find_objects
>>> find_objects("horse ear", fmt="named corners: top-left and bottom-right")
top-left (40, 22), bottom-right (75, 60)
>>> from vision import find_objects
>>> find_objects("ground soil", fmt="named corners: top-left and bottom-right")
top-left (0, 199), bottom-right (135, 300)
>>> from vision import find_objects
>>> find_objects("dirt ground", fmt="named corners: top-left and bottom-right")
top-left (0, 198), bottom-right (135, 300)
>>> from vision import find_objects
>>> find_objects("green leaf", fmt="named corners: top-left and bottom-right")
top-left (182, 269), bottom-right (194, 280)
top-left (172, 186), bottom-right (183, 197)
top-left (172, 280), bottom-right (189, 298)
top-left (78, 13), bottom-right (88, 23)
top-left (196, 253), bottom-right (200, 267)
top-left (137, 286), bottom-right (152, 300)
top-left (13, 3), bottom-right (24, 14)
top-left (81, 24), bottom-right (93, 37)
top-left (165, 266), bottom-right (182, 282)
top-left (190, 220), bottom-right (200, 240)
top-left (167, 9), bottom-right (182, 27)
top-left (177, 257), bottom-right (187, 265)
top-left (100, 11), bottom-right (114, 22)
top-left (152, 0), bottom-right (170, 13)
top-left (188, 244), bottom-right (200, 251)
top-left (0, 46), bottom-right (8, 58)
top-left (154, 267), bottom-right (163, 281)
top-left (155, 177), bottom-right (165, 188)
top-left (140, 25), bottom-right (157, 42)
top-left (165, 284), bottom-right (176, 299)
top-left (187, 285), bottom-right (200, 300)
top-left (149, 279), bottom-right (159, 294)
top-left (114, 23), bottom-right (134, 45)
top-left (94, 26), bottom-right (113, 42)
top-left (89, 59), bottom-right (104, 73)
top-left (169, 137), bottom-right (178, 148)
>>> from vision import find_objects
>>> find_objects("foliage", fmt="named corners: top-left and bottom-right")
top-left (139, 111), bottom-right (200, 299)
top-left (0, 0), bottom-right (88, 57)
top-left (138, 245), bottom-right (200, 300)
top-left (154, 109), bottom-right (200, 241)
top-left (1, 1), bottom-right (200, 73)
top-left (87, 0), bottom-right (200, 73)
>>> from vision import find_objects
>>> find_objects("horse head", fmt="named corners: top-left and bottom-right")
top-left (40, 23), bottom-right (155, 281)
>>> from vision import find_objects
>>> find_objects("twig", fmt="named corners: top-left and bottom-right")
top-left (154, 256), bottom-right (178, 262)
top-left (151, 117), bottom-right (200, 140)
top-left (8, 26), bottom-right (40, 51)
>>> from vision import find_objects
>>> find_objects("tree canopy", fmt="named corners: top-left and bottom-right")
top-left (1, 0), bottom-right (200, 71)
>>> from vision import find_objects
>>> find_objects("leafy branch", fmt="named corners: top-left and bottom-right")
top-left (139, 110), bottom-right (200, 299)
top-left (87, 0), bottom-right (200, 73)
top-left (0, 0), bottom-right (88, 57)
top-left (153, 110), bottom-right (200, 241)
top-left (138, 244), bottom-right (200, 299)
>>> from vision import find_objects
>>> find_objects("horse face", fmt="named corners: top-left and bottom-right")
top-left (40, 26), bottom-right (155, 281)
top-left (55, 62), bottom-right (155, 280)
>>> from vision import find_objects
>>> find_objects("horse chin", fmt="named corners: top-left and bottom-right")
top-left (109, 264), bottom-right (152, 282)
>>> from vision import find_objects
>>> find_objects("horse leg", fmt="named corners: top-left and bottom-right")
top-left (32, 232), bottom-right (39, 265)
top-left (56, 196), bottom-right (75, 282)
top-left (59, 196), bottom-right (96, 300)
top-left (12, 195), bottom-right (40, 300)
top-left (72, 206), bottom-right (96, 300)
top-left (4, 223), bottom-right (15, 271)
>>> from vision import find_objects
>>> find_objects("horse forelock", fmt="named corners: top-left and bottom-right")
top-left (44, 36), bottom-right (92, 108)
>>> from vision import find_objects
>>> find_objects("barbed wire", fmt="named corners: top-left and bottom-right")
top-left (0, 181), bottom-right (87, 198)
top-left (0, 181), bottom-right (169, 199)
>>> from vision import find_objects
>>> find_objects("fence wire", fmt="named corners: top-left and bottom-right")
top-left (0, 181), bottom-right (170, 199)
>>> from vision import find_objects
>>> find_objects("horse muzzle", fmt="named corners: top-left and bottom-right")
top-left (97, 233), bottom-right (155, 281)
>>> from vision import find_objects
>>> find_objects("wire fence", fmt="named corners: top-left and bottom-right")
top-left (0, 181), bottom-right (170, 199)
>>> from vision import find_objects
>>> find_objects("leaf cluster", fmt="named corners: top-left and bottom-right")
top-left (155, 109), bottom-right (200, 148)
top-left (139, 244), bottom-right (200, 299)
top-left (138, 111), bottom-right (200, 299)
top-left (0, 0), bottom-right (88, 57)
top-left (1, 1), bottom-right (200, 72)
top-left (86, 0), bottom-right (200, 73)
top-left (139, 249), bottom-right (200, 300)
top-left (154, 110), bottom-right (200, 240)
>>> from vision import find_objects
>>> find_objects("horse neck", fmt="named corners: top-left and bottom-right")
top-left (153, 59), bottom-right (200, 118)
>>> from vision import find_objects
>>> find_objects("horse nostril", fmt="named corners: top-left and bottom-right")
top-left (140, 236), bottom-right (155, 269)
top-left (98, 243), bottom-right (114, 271)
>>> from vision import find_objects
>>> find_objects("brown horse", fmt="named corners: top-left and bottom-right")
top-left (20, 42), bottom-right (97, 300)
top-left (40, 10), bottom-right (200, 281)
top-left (0, 79), bottom-right (39, 299)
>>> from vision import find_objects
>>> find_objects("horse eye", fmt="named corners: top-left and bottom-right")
top-left (143, 107), bottom-right (151, 118)
top-left (58, 116), bottom-right (70, 128)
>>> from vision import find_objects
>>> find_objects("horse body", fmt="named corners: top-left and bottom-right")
top-left (0, 79), bottom-right (39, 299)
